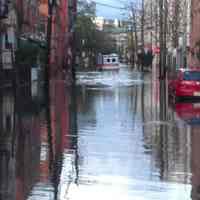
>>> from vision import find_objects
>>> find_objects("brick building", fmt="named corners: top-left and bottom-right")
top-left (189, 0), bottom-right (200, 67)
top-left (35, 0), bottom-right (77, 80)
top-left (0, 0), bottom-right (17, 84)
top-left (0, 0), bottom-right (77, 85)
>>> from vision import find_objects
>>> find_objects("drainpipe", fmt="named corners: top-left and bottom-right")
top-left (45, 0), bottom-right (55, 86)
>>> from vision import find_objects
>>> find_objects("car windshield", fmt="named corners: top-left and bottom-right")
top-left (183, 71), bottom-right (200, 81)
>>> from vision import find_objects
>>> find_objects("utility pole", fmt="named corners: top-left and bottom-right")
top-left (130, 23), bottom-right (135, 68)
top-left (159, 0), bottom-right (167, 79)
top-left (150, 0), bottom-right (153, 70)
top-left (159, 0), bottom-right (163, 79)
top-left (159, 0), bottom-right (168, 120)
top-left (45, 0), bottom-right (54, 87)
top-left (163, 0), bottom-right (168, 69)
top-left (72, 0), bottom-right (77, 82)
top-left (141, 0), bottom-right (145, 72)
top-left (44, 0), bottom-right (56, 176)
top-left (130, 3), bottom-right (136, 69)
top-left (183, 0), bottom-right (188, 68)
top-left (44, 0), bottom-right (54, 153)
top-left (131, 4), bottom-right (139, 69)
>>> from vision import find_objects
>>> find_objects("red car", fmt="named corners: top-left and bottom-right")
top-left (168, 68), bottom-right (200, 99)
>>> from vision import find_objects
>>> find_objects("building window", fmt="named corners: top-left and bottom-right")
top-left (5, 33), bottom-right (12, 49)
top-left (112, 58), bottom-right (116, 63)
top-left (0, 0), bottom-right (8, 19)
top-left (6, 115), bottom-right (11, 132)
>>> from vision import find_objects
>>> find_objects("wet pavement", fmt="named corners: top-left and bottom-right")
top-left (0, 67), bottom-right (200, 199)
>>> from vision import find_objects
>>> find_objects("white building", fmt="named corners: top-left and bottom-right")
top-left (93, 17), bottom-right (105, 30)
top-left (94, 17), bottom-right (121, 30)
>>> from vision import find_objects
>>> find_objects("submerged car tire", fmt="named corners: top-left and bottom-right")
top-left (174, 95), bottom-right (181, 103)
top-left (172, 90), bottom-right (181, 102)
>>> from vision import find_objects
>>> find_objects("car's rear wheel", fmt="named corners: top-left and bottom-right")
top-left (174, 95), bottom-right (181, 103)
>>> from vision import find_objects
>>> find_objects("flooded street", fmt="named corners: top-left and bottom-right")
top-left (0, 67), bottom-right (199, 199)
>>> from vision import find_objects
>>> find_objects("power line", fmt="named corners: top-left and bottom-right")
top-left (78, 0), bottom-right (140, 10)
top-left (95, 2), bottom-right (124, 10)
top-left (92, 1), bottom-right (126, 10)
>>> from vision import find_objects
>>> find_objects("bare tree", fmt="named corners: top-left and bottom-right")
top-left (159, 0), bottom-right (168, 78)
top-left (122, 0), bottom-right (189, 72)
top-left (170, 0), bottom-right (181, 48)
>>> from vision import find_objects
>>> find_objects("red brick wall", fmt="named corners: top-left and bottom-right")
top-left (190, 0), bottom-right (200, 67)
top-left (49, 0), bottom-right (69, 79)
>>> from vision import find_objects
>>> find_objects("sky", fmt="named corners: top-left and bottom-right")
top-left (95, 0), bottom-right (128, 20)
top-left (95, 0), bottom-right (141, 20)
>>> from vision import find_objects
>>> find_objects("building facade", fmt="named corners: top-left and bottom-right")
top-left (189, 0), bottom-right (200, 67)
top-left (0, 0), bottom-right (17, 84)
top-left (0, 0), bottom-right (77, 85)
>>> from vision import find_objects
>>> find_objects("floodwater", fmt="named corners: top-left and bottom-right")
top-left (0, 67), bottom-right (200, 200)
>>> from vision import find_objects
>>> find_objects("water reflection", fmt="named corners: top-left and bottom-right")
top-left (0, 78), bottom-right (76, 200)
top-left (172, 102), bottom-right (200, 125)
top-left (64, 69), bottom-right (192, 200)
top-left (169, 100), bottom-right (200, 199)
top-left (2, 68), bottom-right (200, 199)
top-left (191, 125), bottom-right (200, 200)
top-left (0, 88), bottom-right (15, 200)
top-left (141, 76), bottom-right (191, 185)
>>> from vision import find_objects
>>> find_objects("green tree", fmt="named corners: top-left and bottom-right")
top-left (95, 30), bottom-right (117, 54)
top-left (75, 14), bottom-right (96, 67)
top-left (75, 0), bottom-right (117, 68)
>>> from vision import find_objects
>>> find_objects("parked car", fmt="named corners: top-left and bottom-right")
top-left (168, 68), bottom-right (200, 100)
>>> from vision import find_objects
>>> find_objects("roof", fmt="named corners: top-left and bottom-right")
top-left (103, 53), bottom-right (118, 57)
